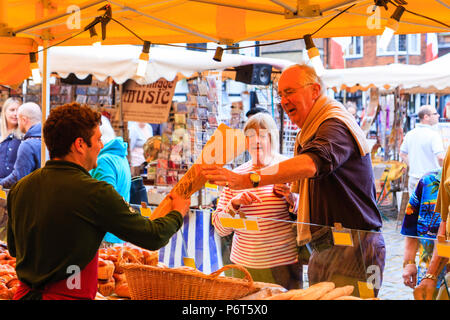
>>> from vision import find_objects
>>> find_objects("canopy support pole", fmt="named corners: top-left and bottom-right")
top-left (41, 44), bottom-right (50, 167)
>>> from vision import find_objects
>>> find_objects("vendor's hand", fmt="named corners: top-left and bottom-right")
top-left (402, 264), bottom-right (417, 289)
top-left (201, 165), bottom-right (250, 189)
top-left (413, 278), bottom-right (436, 300)
top-left (231, 191), bottom-right (262, 209)
top-left (168, 192), bottom-right (191, 217)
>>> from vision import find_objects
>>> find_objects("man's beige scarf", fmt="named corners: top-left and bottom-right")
top-left (290, 95), bottom-right (371, 246)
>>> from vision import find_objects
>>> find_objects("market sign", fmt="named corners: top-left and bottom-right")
top-left (121, 77), bottom-right (178, 124)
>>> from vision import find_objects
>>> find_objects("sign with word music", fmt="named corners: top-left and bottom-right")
top-left (122, 77), bottom-right (178, 124)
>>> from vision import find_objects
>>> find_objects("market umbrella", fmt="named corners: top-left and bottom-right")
top-left (322, 53), bottom-right (450, 92)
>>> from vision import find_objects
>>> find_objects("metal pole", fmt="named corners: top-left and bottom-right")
top-left (41, 44), bottom-right (50, 167)
top-left (270, 0), bottom-right (297, 13)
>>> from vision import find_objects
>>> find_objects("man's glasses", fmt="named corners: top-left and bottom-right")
top-left (276, 83), bottom-right (314, 100)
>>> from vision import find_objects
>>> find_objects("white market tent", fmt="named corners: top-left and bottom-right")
top-left (322, 53), bottom-right (450, 93)
top-left (38, 45), bottom-right (294, 85)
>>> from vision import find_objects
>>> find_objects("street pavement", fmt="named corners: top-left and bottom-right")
top-left (378, 219), bottom-right (414, 300)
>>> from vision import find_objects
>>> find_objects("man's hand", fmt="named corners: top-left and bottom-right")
top-left (402, 264), bottom-right (417, 289)
top-left (201, 165), bottom-right (251, 189)
top-left (273, 183), bottom-right (296, 206)
top-left (413, 278), bottom-right (436, 300)
top-left (168, 192), bottom-right (191, 217)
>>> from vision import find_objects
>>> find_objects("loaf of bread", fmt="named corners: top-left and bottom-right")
top-left (319, 285), bottom-right (355, 300)
top-left (290, 282), bottom-right (335, 300)
top-left (98, 259), bottom-right (115, 280)
top-left (98, 278), bottom-right (115, 296)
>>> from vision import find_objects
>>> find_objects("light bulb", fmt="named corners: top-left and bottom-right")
top-left (29, 52), bottom-right (41, 84)
top-left (309, 55), bottom-right (325, 76)
top-left (136, 41), bottom-right (151, 77)
top-left (136, 57), bottom-right (148, 77)
top-left (213, 47), bottom-right (224, 62)
top-left (378, 6), bottom-right (405, 51)
top-left (378, 26), bottom-right (395, 51)
top-left (304, 34), bottom-right (325, 76)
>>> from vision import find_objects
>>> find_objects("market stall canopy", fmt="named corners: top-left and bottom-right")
top-left (1, 0), bottom-right (449, 47)
top-left (0, 37), bottom-right (38, 86)
top-left (402, 53), bottom-right (450, 94)
top-left (322, 53), bottom-right (450, 93)
top-left (39, 45), bottom-right (294, 84)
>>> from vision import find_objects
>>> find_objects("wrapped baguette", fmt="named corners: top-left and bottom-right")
top-left (319, 285), bottom-right (355, 300)
top-left (150, 123), bottom-right (246, 220)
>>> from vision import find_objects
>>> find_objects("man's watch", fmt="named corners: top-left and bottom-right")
top-left (249, 171), bottom-right (261, 188)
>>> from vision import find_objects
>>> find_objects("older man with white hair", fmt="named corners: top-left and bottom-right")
top-left (400, 104), bottom-right (445, 196)
top-left (0, 102), bottom-right (42, 188)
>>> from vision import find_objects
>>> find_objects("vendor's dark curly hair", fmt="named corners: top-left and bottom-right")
top-left (43, 102), bottom-right (101, 159)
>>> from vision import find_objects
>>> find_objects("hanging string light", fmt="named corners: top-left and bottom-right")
top-left (29, 52), bottom-right (41, 84)
top-left (89, 26), bottom-right (101, 47)
top-left (303, 34), bottom-right (325, 76)
top-left (136, 41), bottom-right (151, 77)
top-left (378, 5), bottom-right (405, 51)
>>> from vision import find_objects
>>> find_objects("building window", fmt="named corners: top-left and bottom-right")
top-left (377, 34), bottom-right (421, 56)
top-left (344, 36), bottom-right (363, 58)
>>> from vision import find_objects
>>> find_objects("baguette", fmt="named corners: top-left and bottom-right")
top-left (291, 282), bottom-right (335, 300)
top-left (319, 285), bottom-right (354, 300)
top-left (334, 295), bottom-right (363, 300)
top-left (266, 289), bottom-right (305, 300)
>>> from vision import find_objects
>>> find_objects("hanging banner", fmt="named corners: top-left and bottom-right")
top-left (121, 77), bottom-right (178, 123)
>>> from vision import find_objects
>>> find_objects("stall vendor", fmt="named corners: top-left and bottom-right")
top-left (202, 64), bottom-right (385, 297)
top-left (7, 103), bottom-right (190, 300)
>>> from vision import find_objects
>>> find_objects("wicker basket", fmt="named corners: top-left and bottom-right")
top-left (121, 264), bottom-right (259, 300)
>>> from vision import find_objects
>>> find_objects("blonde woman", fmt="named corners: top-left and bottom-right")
top-left (0, 98), bottom-right (23, 178)
top-left (212, 112), bottom-right (301, 289)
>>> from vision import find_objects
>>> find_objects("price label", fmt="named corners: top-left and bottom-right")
top-left (358, 281), bottom-right (375, 299)
top-left (219, 217), bottom-right (245, 229)
top-left (436, 238), bottom-right (450, 258)
top-left (140, 207), bottom-right (152, 218)
top-left (332, 230), bottom-right (353, 247)
top-left (183, 257), bottom-right (196, 269)
top-left (205, 182), bottom-right (218, 190)
top-left (244, 219), bottom-right (259, 231)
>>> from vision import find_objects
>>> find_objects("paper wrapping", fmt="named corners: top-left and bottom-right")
top-left (150, 123), bottom-right (246, 219)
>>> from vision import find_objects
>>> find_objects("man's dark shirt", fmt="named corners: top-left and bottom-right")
top-left (298, 118), bottom-right (382, 231)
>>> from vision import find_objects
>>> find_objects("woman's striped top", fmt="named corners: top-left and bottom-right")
top-left (212, 160), bottom-right (298, 269)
